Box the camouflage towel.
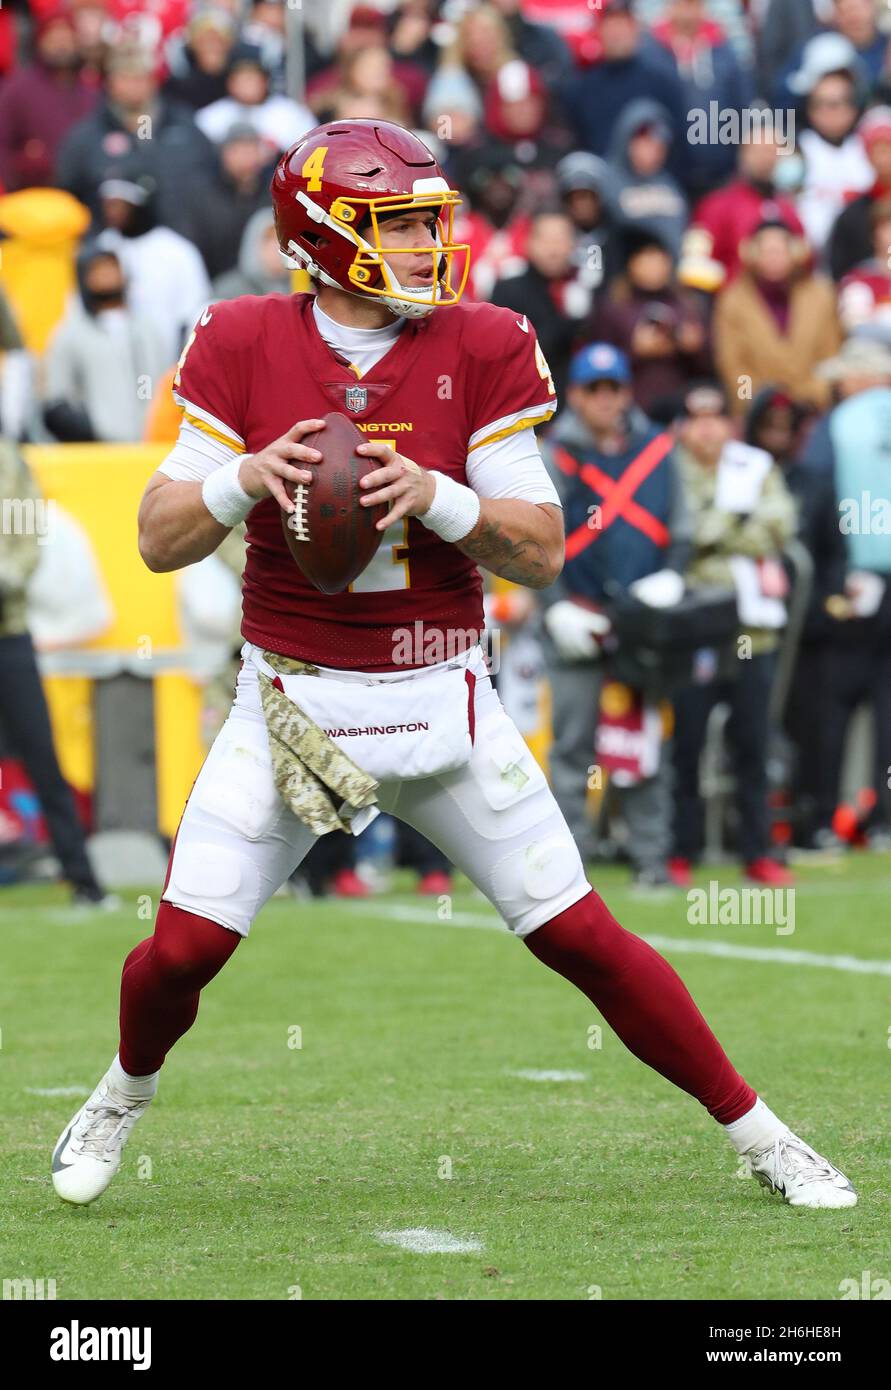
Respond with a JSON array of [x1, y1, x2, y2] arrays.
[[258, 650, 379, 835]]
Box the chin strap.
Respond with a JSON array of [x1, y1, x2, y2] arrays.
[[283, 225, 440, 319]]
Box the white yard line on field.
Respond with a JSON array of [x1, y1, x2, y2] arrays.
[[349, 902, 891, 978], [375, 1228, 483, 1255], [24, 1086, 90, 1097], [510, 1069, 588, 1083]]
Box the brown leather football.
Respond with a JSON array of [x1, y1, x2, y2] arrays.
[[281, 411, 385, 595]]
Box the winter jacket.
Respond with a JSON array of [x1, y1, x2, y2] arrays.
[[540, 405, 691, 607], [587, 277, 710, 414], [55, 96, 216, 238], [683, 177, 806, 291], [561, 47, 687, 167], [606, 98, 688, 257], [713, 270, 842, 417], [0, 60, 98, 191], [0, 442, 40, 638], [677, 441, 797, 653], [210, 207, 292, 301], [649, 17, 754, 195]]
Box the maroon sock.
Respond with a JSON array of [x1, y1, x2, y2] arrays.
[[525, 890, 755, 1123], [118, 903, 240, 1076]]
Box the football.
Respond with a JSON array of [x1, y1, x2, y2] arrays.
[[281, 411, 386, 594]]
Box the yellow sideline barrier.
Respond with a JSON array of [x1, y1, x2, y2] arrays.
[[23, 443, 206, 836]]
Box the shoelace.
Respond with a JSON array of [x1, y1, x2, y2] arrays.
[[75, 1096, 141, 1161], [761, 1135, 835, 1191]]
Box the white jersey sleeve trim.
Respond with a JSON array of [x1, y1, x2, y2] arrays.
[[157, 418, 242, 483], [465, 426, 561, 507], [467, 400, 557, 453], [172, 392, 245, 451]]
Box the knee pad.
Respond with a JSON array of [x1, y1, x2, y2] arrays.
[[488, 829, 589, 937], [193, 717, 283, 842], [164, 840, 261, 937]]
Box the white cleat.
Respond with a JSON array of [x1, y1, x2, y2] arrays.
[[748, 1131, 858, 1209], [51, 1071, 153, 1206]]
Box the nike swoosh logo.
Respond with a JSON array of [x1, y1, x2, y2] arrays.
[[52, 1126, 74, 1172], [516, 316, 529, 333], [200, 306, 213, 326]]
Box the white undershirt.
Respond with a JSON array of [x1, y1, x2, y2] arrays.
[[312, 299, 404, 378], [161, 300, 560, 508]]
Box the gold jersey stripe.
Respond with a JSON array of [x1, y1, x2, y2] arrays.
[[181, 409, 245, 453], [467, 409, 556, 453]]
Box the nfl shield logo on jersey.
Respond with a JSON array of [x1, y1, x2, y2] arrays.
[[345, 385, 367, 413]]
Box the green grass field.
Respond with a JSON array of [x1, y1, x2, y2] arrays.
[[2, 857, 889, 1301]]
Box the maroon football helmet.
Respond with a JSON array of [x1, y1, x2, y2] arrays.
[[271, 119, 469, 318]]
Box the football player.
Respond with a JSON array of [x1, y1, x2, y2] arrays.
[[52, 121, 855, 1210]]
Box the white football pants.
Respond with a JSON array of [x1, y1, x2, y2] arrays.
[[162, 644, 590, 938]]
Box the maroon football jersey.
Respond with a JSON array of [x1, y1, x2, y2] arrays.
[[174, 293, 557, 669]]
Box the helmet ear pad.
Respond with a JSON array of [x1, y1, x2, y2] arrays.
[[293, 223, 380, 287]]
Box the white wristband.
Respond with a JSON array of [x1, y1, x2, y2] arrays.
[[420, 470, 481, 543], [201, 456, 256, 527]]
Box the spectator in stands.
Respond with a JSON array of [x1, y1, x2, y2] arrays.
[[792, 44, 873, 251], [775, 0, 887, 103], [588, 226, 709, 417], [713, 218, 841, 418], [68, 1, 109, 85], [95, 175, 212, 366], [307, 6, 427, 121], [0, 438, 113, 906], [241, 0, 289, 88], [0, 8, 99, 193], [562, 0, 686, 164], [447, 3, 516, 93], [312, 43, 411, 127], [637, 0, 755, 70], [181, 123, 276, 281], [388, 0, 440, 78], [649, 0, 755, 197], [56, 42, 216, 238], [745, 387, 814, 494], [680, 117, 806, 294], [195, 52, 313, 153], [796, 337, 891, 850], [670, 382, 797, 887], [0, 287, 31, 444], [452, 146, 530, 301], [606, 98, 688, 258], [744, 385, 826, 849], [163, 7, 243, 111], [837, 198, 891, 337], [556, 151, 620, 297], [421, 65, 484, 180], [828, 105, 891, 281], [757, 0, 822, 99], [481, 59, 571, 198], [211, 207, 290, 300], [487, 0, 574, 94], [539, 343, 691, 888], [491, 208, 594, 404], [43, 243, 167, 443]]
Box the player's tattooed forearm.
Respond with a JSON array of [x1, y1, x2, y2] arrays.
[[459, 515, 553, 587]]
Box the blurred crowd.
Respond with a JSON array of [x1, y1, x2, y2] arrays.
[[1, 0, 891, 899]]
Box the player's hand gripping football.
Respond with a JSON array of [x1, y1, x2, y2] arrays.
[[355, 440, 435, 530], [238, 419, 326, 512]]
